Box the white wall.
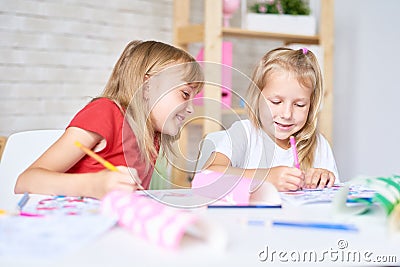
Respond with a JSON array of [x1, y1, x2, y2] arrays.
[[0, 0, 399, 180], [334, 0, 400, 179], [0, 0, 172, 136]]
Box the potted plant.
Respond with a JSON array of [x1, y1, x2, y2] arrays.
[[246, 0, 316, 36]]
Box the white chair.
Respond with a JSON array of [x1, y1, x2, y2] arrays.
[[0, 129, 64, 209]]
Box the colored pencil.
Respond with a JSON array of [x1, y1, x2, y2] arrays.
[[74, 141, 119, 172], [208, 204, 282, 209], [272, 220, 358, 231], [17, 192, 30, 210], [289, 136, 300, 169]]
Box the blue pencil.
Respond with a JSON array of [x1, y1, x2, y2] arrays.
[[272, 221, 358, 231], [208, 204, 282, 209], [17, 192, 30, 210]]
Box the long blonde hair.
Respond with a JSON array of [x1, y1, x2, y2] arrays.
[[246, 47, 323, 169], [100, 40, 204, 172]]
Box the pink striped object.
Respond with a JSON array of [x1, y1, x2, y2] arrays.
[[101, 191, 197, 249]]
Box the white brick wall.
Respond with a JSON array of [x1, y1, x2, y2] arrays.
[[0, 0, 173, 136]]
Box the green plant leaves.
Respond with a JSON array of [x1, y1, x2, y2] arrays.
[[249, 0, 311, 15]]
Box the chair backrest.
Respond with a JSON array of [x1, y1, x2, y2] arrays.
[[194, 130, 229, 173], [0, 129, 64, 209]]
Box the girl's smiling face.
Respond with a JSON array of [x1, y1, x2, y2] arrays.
[[147, 66, 197, 136], [258, 70, 312, 148]]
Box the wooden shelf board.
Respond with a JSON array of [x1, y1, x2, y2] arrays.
[[222, 27, 320, 44], [176, 24, 204, 44], [176, 25, 320, 45]]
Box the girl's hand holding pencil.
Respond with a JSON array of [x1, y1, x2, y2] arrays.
[[264, 166, 304, 192], [93, 166, 142, 199], [75, 141, 142, 199]]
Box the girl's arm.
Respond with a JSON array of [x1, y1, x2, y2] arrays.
[[203, 152, 304, 192], [14, 127, 139, 199]]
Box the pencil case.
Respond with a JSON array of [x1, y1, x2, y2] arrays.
[[101, 190, 227, 250]]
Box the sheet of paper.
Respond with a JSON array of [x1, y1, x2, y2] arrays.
[[279, 184, 375, 206], [0, 196, 116, 262]]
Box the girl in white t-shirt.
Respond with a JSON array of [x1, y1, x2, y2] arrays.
[[203, 47, 339, 191]]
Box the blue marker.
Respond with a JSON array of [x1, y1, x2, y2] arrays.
[[17, 192, 30, 210]]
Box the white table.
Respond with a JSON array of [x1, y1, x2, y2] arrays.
[[0, 190, 399, 267]]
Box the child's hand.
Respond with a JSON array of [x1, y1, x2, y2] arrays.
[[93, 166, 141, 199], [267, 166, 304, 191], [303, 168, 335, 189]]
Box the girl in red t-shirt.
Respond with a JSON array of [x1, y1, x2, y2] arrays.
[[15, 40, 204, 199]]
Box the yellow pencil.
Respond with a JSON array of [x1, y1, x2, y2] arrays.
[[74, 141, 119, 172]]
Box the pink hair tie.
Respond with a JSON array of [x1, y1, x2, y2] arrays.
[[302, 47, 308, 55]]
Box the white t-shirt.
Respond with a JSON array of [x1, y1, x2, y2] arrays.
[[212, 120, 340, 181]]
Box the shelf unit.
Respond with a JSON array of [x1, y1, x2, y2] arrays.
[[0, 136, 6, 161], [171, 0, 334, 187]]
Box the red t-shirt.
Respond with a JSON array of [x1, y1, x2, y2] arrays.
[[66, 98, 158, 190]]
